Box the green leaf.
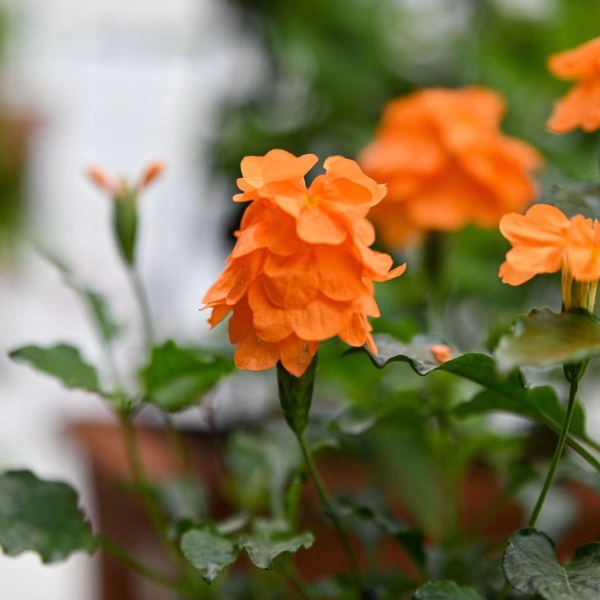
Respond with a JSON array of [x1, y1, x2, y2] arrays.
[[9, 344, 101, 394], [141, 340, 234, 412], [504, 528, 600, 600], [495, 308, 600, 372], [413, 580, 485, 600], [276, 356, 317, 435], [180, 527, 238, 583], [238, 521, 314, 570], [549, 183, 600, 220], [40, 250, 121, 343], [0, 471, 93, 563], [336, 499, 425, 571]]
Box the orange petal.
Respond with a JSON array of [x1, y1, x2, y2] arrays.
[[290, 295, 346, 341], [314, 244, 364, 301], [248, 279, 295, 341], [296, 207, 348, 245], [547, 37, 600, 81], [279, 336, 318, 377], [234, 334, 280, 372]]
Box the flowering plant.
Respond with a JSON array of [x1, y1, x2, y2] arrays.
[[7, 32, 600, 600]]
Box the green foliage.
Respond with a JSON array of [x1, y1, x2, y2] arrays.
[[276, 357, 317, 435], [495, 308, 600, 372], [180, 527, 238, 583], [238, 520, 314, 570], [503, 528, 600, 599], [140, 340, 234, 412], [9, 344, 103, 395], [412, 581, 485, 600], [0, 471, 93, 563]]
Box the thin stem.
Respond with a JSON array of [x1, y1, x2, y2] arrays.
[[96, 535, 181, 591], [295, 432, 362, 596], [278, 563, 312, 600], [164, 412, 193, 478], [528, 375, 579, 528], [119, 414, 186, 570], [128, 266, 154, 350]]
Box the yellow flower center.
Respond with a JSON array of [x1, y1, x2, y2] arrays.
[[305, 193, 321, 208], [562, 261, 598, 313]]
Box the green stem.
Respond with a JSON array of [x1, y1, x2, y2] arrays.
[[128, 266, 154, 350], [529, 374, 579, 528], [295, 432, 362, 596], [279, 563, 312, 600], [119, 414, 186, 571], [164, 413, 193, 478], [96, 535, 181, 591]]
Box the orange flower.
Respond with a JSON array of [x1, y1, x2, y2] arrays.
[[547, 37, 600, 133], [202, 150, 406, 376], [499, 204, 600, 311], [359, 87, 542, 248]]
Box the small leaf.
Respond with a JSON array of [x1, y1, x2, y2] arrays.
[[238, 531, 315, 569], [495, 308, 600, 372], [9, 344, 101, 394], [180, 527, 237, 583], [336, 499, 425, 571], [549, 183, 600, 220], [141, 340, 234, 412], [413, 580, 485, 600], [41, 250, 121, 343], [504, 528, 600, 600], [0, 471, 93, 563]]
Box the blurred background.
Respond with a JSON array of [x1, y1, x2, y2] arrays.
[[1, 0, 600, 598]]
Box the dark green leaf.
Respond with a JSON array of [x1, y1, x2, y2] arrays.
[[41, 250, 121, 343], [504, 528, 600, 600], [141, 340, 234, 412], [238, 521, 314, 570], [495, 308, 600, 372], [549, 183, 600, 220], [413, 580, 485, 600], [276, 356, 317, 435], [0, 471, 93, 563], [9, 344, 101, 394], [180, 527, 238, 583], [336, 498, 426, 571]]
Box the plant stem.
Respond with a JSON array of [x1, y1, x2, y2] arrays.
[[119, 414, 186, 571], [164, 412, 193, 478], [528, 374, 579, 528], [279, 563, 312, 600], [96, 535, 181, 591], [128, 265, 154, 350], [295, 432, 362, 596]]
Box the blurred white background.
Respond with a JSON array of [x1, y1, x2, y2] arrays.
[[0, 0, 257, 596]]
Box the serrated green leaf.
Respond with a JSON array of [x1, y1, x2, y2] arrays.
[[180, 527, 237, 583], [141, 340, 234, 412], [238, 531, 315, 569], [504, 528, 600, 600], [41, 250, 121, 343], [0, 471, 93, 563], [9, 344, 101, 394], [496, 308, 600, 372], [413, 580, 485, 600]]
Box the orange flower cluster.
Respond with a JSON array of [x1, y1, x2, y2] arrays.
[[202, 150, 406, 376], [499, 204, 600, 285], [547, 37, 600, 133], [359, 87, 542, 248]]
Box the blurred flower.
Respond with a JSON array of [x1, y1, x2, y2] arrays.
[[499, 204, 600, 311], [202, 149, 406, 376], [359, 87, 542, 248], [547, 37, 600, 133], [86, 160, 165, 199]]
